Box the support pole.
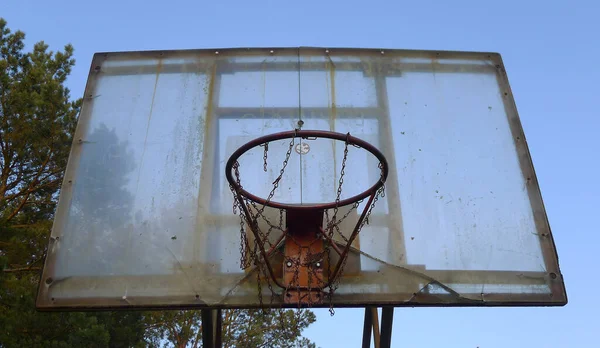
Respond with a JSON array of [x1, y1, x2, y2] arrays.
[[215, 309, 222, 348], [380, 307, 394, 348], [362, 307, 382, 348], [362, 307, 373, 348], [202, 309, 222, 348]]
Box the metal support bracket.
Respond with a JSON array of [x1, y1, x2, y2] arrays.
[[362, 307, 393, 348]]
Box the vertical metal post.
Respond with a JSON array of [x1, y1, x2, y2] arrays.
[[380, 307, 394, 348], [362, 307, 373, 348], [202, 309, 222, 348], [363, 307, 382, 348], [215, 309, 222, 348], [202, 309, 214, 348]]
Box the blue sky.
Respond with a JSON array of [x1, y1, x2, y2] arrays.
[[3, 0, 598, 347]]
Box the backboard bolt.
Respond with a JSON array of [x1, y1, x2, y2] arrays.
[[297, 120, 304, 128], [381, 50, 385, 55], [215, 51, 219, 55], [270, 50, 274, 54], [325, 49, 330, 54], [286, 261, 293, 268]]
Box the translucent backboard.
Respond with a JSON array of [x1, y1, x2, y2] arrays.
[[37, 48, 566, 310]]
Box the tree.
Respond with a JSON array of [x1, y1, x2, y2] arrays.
[[143, 308, 317, 348], [0, 18, 145, 347], [0, 17, 78, 272], [221, 309, 316, 348]]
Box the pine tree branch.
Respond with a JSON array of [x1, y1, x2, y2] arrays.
[[3, 175, 60, 206], [5, 176, 60, 221], [223, 310, 233, 348], [2, 147, 52, 207], [4, 223, 47, 229], [0, 147, 10, 198], [3, 266, 41, 273], [191, 322, 203, 348]]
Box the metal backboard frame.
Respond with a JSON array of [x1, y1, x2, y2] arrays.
[[37, 47, 566, 310]]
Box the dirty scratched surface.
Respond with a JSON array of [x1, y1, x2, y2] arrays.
[[37, 48, 566, 310]]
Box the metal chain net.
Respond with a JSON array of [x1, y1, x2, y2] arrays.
[[228, 131, 385, 316]]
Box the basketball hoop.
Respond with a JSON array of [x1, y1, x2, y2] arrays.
[[226, 129, 388, 311]]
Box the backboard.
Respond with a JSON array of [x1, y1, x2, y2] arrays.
[[37, 47, 566, 310]]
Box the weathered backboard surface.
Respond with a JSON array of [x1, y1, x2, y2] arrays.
[[37, 47, 566, 310]]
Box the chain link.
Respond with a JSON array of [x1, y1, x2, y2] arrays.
[[229, 133, 298, 309], [261, 142, 269, 172], [327, 183, 385, 313], [325, 134, 350, 314], [229, 131, 386, 315], [254, 136, 295, 220]]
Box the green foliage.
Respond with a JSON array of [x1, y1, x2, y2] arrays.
[[143, 310, 204, 347], [221, 309, 316, 348], [143, 308, 317, 348], [0, 16, 79, 269], [95, 311, 147, 348], [0, 272, 110, 347]]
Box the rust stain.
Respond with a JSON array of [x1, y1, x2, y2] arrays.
[[283, 209, 325, 304], [328, 57, 337, 130], [194, 63, 218, 264], [261, 59, 266, 122], [203, 64, 217, 141], [327, 56, 337, 191]]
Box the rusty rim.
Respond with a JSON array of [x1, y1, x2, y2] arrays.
[[225, 129, 389, 210]]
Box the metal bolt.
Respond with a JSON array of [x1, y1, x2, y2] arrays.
[[381, 50, 385, 55], [325, 49, 330, 54], [286, 261, 293, 267], [215, 51, 219, 55], [315, 261, 322, 268], [270, 50, 274, 54]]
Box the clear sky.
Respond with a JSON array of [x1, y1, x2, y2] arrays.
[[3, 0, 598, 347]]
